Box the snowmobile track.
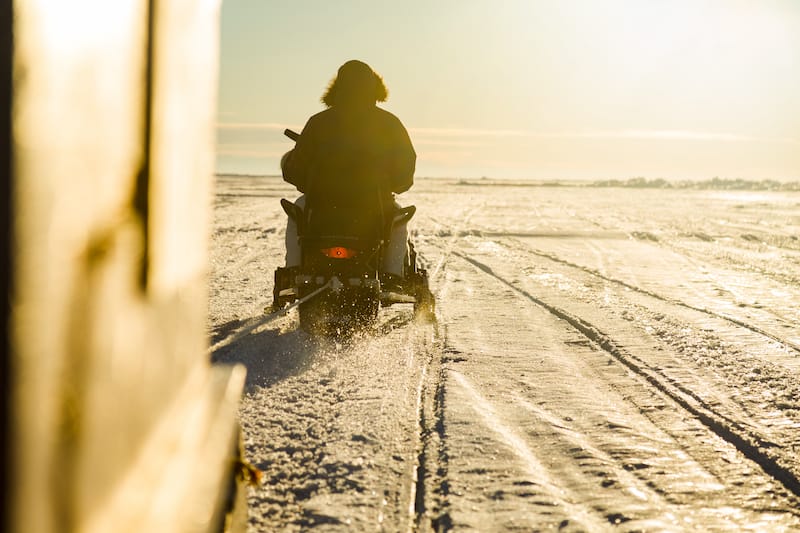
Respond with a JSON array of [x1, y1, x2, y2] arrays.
[[453, 250, 800, 501], [493, 234, 800, 355]]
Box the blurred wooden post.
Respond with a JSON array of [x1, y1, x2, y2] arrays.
[[1, 0, 13, 530], [7, 1, 246, 532]]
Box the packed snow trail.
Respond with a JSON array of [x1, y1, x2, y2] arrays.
[[210, 176, 800, 531]]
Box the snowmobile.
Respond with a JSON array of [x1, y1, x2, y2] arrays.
[[271, 129, 435, 334]]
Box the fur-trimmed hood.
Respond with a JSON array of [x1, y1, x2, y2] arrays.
[[321, 60, 388, 107]]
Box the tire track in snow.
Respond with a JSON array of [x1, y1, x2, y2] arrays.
[[449, 371, 613, 532], [496, 235, 800, 355], [452, 250, 800, 501], [406, 207, 484, 531], [423, 206, 484, 283]]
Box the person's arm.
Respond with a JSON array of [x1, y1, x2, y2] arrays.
[[388, 117, 416, 194], [281, 117, 316, 193]]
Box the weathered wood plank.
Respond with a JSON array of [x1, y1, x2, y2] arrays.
[[9, 1, 243, 532]]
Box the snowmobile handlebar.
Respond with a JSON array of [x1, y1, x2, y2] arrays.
[[284, 129, 300, 142]]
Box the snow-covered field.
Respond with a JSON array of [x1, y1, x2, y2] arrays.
[[210, 175, 800, 531]]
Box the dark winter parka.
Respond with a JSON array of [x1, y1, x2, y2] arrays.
[[281, 60, 416, 208]]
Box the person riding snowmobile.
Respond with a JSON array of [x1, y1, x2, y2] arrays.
[[279, 59, 417, 285]]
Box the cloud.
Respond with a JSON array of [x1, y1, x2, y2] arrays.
[[216, 122, 300, 131], [418, 150, 477, 164], [216, 142, 285, 158], [576, 130, 800, 144], [215, 122, 800, 149], [217, 150, 282, 158], [414, 139, 487, 148], [409, 127, 800, 145], [410, 127, 530, 138]]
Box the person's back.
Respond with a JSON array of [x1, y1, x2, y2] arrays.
[[282, 60, 415, 209]]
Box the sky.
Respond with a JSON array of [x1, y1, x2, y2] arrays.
[[216, 0, 800, 181]]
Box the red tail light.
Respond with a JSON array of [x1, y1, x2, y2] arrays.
[[320, 246, 358, 259]]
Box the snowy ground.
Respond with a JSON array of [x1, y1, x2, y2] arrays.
[[210, 175, 800, 532]]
